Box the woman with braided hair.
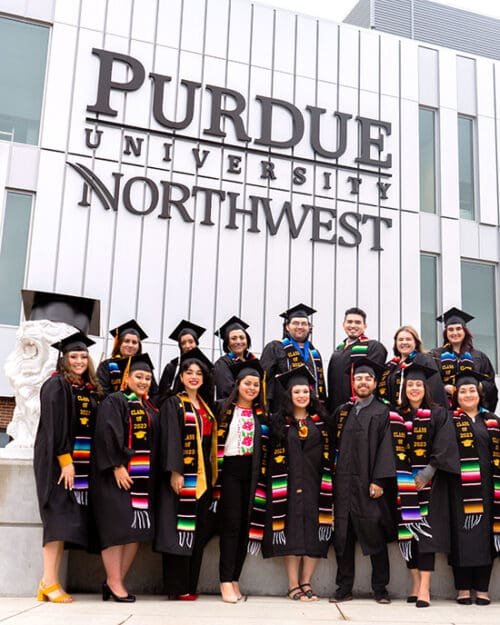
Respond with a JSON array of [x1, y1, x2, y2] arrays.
[[262, 365, 333, 602], [448, 372, 500, 606]]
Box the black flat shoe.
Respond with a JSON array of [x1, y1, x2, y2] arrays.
[[475, 597, 490, 606], [456, 596, 472, 605], [406, 595, 417, 603], [102, 582, 136, 603], [416, 600, 430, 608]]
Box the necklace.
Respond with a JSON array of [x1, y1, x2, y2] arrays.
[[296, 417, 308, 439]]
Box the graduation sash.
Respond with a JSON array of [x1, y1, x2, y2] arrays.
[[282, 337, 325, 399], [107, 357, 123, 393], [71, 383, 96, 506]]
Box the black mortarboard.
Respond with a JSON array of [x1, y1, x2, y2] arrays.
[[128, 353, 154, 373], [22, 289, 100, 335], [180, 346, 213, 370], [109, 319, 148, 341], [230, 359, 263, 380], [169, 319, 206, 343], [436, 307, 474, 326], [404, 362, 437, 382], [455, 370, 485, 388], [347, 356, 384, 380], [215, 315, 252, 352], [51, 331, 95, 354], [279, 303, 316, 321], [276, 364, 316, 389]]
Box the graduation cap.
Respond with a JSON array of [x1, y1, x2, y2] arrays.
[[109, 319, 148, 341], [51, 331, 95, 354], [404, 362, 437, 382], [276, 364, 316, 389], [180, 346, 213, 370], [22, 289, 100, 335], [230, 359, 263, 380], [169, 319, 206, 344], [455, 370, 486, 388], [128, 353, 154, 373], [215, 315, 252, 352], [279, 303, 316, 321], [436, 307, 474, 326], [347, 355, 384, 380]]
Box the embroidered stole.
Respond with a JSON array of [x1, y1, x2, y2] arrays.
[[107, 357, 123, 393], [440, 348, 474, 388], [336, 335, 370, 400], [378, 353, 416, 406], [71, 383, 96, 506], [125, 392, 154, 530], [176, 393, 217, 548], [270, 415, 333, 545], [453, 408, 500, 549], [282, 337, 325, 399], [389, 408, 432, 560]]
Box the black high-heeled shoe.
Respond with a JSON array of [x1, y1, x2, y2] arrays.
[[102, 582, 136, 603]]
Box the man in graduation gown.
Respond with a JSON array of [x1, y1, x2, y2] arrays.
[[330, 357, 396, 604], [327, 307, 387, 412], [260, 304, 326, 413]]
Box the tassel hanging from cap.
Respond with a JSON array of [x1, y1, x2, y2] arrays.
[[120, 356, 132, 391]]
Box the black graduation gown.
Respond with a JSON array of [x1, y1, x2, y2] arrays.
[[158, 357, 178, 404], [332, 397, 396, 556], [34, 374, 98, 548], [378, 352, 448, 408], [97, 357, 160, 406], [263, 416, 330, 559], [91, 392, 158, 549], [213, 355, 236, 400], [448, 412, 498, 567], [429, 346, 498, 412], [403, 405, 459, 554], [327, 338, 387, 412], [260, 339, 326, 412], [154, 395, 215, 556]]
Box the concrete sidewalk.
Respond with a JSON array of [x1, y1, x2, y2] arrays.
[[1, 594, 500, 625]]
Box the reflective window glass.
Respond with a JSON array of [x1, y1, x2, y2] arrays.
[[419, 108, 436, 213], [420, 254, 438, 349], [458, 116, 475, 220]]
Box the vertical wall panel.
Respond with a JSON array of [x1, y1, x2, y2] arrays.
[[440, 218, 461, 310], [359, 30, 379, 95], [156, 0, 182, 48], [418, 46, 439, 107], [273, 10, 295, 75], [79, 0, 106, 31], [251, 4, 274, 70], [380, 36, 399, 99], [228, 0, 251, 64], [181, 0, 206, 55], [106, 0, 132, 38], [400, 99, 419, 213], [439, 107, 460, 219], [399, 211, 421, 328], [456, 56, 476, 116], [477, 115, 498, 225], [317, 21, 338, 84], [476, 58, 494, 118], [399, 39, 418, 102], [205, 0, 229, 59], [338, 26, 359, 89], [131, 0, 157, 43], [296, 15, 317, 80], [439, 48, 458, 111]]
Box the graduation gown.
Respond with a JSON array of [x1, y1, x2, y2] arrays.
[[158, 357, 178, 404], [327, 337, 387, 412], [260, 339, 326, 412], [91, 391, 158, 549], [378, 352, 448, 408], [213, 352, 257, 400], [263, 415, 330, 559], [154, 395, 215, 556], [34, 374, 98, 548], [97, 357, 160, 405], [402, 405, 459, 554], [429, 346, 498, 412], [332, 397, 396, 556], [448, 412, 498, 567]]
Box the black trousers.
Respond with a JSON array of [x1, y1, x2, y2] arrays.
[[406, 539, 435, 571], [219, 455, 253, 582], [452, 564, 492, 592], [162, 491, 216, 596], [335, 514, 390, 595]]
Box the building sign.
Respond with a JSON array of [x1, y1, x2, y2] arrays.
[[69, 48, 394, 249]]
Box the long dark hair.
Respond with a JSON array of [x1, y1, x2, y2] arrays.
[[57, 352, 103, 396], [173, 357, 214, 405], [398, 378, 434, 411], [273, 385, 325, 442], [220, 374, 266, 425], [443, 325, 474, 353]]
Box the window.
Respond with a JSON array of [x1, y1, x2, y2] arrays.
[[457, 115, 475, 220], [461, 260, 497, 370], [420, 254, 438, 349], [0, 17, 49, 145], [419, 107, 437, 213], [0, 192, 32, 324]]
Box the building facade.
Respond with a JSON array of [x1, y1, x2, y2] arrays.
[[0, 0, 499, 409]]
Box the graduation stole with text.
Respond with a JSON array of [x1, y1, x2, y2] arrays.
[[125, 392, 154, 530], [337, 335, 370, 400], [176, 393, 217, 548], [71, 382, 97, 506], [378, 352, 416, 405], [453, 408, 500, 549], [440, 347, 474, 387], [389, 408, 432, 560], [269, 414, 333, 546], [247, 419, 269, 554], [282, 337, 325, 399], [106, 356, 125, 393]]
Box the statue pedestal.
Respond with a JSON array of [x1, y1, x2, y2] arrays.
[[0, 459, 67, 596]]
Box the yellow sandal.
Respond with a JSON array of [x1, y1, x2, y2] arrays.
[[37, 580, 74, 603]]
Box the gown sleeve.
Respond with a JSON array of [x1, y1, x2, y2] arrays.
[[94, 393, 135, 471]]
